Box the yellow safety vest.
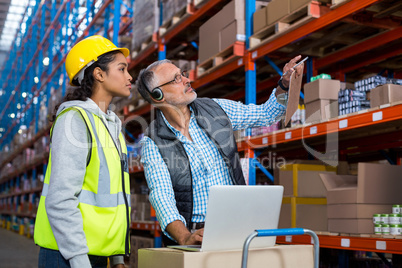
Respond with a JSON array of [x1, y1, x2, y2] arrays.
[[34, 106, 131, 256]]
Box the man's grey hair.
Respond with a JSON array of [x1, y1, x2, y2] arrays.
[[135, 59, 172, 104]]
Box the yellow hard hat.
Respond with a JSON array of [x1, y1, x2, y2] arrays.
[[65, 35, 130, 85]]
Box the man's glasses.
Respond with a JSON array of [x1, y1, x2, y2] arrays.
[[154, 70, 189, 89]]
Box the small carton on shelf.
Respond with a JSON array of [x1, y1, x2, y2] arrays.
[[139, 245, 314, 268], [320, 163, 402, 234], [304, 79, 340, 103], [370, 84, 402, 108], [305, 99, 338, 122]]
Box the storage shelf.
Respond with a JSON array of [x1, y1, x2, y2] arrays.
[[277, 234, 402, 255], [0, 123, 51, 170], [0, 187, 43, 199], [237, 103, 402, 151], [0, 211, 36, 218], [0, 152, 49, 184]]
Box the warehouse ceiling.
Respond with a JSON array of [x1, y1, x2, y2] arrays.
[[0, 0, 30, 71]]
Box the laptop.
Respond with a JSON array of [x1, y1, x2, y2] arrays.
[[169, 185, 284, 252]]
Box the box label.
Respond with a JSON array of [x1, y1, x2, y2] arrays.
[[285, 132, 292, 140], [262, 137, 268, 144]]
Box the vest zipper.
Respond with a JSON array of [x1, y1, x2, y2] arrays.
[[121, 159, 130, 256], [100, 120, 130, 257]]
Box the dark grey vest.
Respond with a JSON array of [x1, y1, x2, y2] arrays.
[[145, 98, 246, 232]]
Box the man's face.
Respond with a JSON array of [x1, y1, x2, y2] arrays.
[[154, 63, 197, 107]]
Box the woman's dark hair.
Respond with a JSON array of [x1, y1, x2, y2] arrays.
[[50, 50, 122, 122]]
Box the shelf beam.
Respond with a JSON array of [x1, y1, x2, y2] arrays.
[[315, 26, 402, 70], [277, 234, 402, 255]]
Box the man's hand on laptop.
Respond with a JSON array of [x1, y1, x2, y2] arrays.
[[166, 220, 204, 245]]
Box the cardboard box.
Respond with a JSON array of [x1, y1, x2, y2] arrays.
[[290, 0, 311, 12], [267, 0, 290, 25], [220, 19, 245, 51], [304, 79, 341, 103], [279, 164, 336, 197], [199, 17, 221, 63], [198, 0, 245, 63], [327, 204, 392, 219], [305, 99, 338, 122], [320, 163, 402, 204], [253, 6, 267, 33], [328, 218, 373, 234], [279, 197, 327, 231], [370, 84, 402, 108], [139, 245, 314, 268]]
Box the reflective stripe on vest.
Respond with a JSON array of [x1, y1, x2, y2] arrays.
[[34, 106, 131, 256]]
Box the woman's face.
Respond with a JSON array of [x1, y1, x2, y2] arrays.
[[101, 52, 133, 98]]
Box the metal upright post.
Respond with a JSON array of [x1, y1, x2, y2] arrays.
[[104, 5, 110, 38], [87, 0, 95, 36], [245, 0, 256, 185], [113, 0, 121, 45]]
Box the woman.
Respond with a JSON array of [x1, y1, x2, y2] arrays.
[[34, 35, 132, 268]]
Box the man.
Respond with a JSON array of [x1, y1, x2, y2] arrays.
[[136, 56, 303, 246]]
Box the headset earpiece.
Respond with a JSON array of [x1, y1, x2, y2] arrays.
[[150, 87, 164, 101], [141, 71, 164, 101]]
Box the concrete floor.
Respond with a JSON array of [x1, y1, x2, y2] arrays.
[[0, 228, 39, 268]]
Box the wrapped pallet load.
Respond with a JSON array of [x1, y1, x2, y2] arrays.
[[132, 0, 159, 53]]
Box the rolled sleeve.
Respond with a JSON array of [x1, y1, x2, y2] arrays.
[[140, 136, 186, 240], [213, 88, 286, 130]]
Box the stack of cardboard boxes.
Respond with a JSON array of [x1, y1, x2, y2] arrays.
[[321, 163, 402, 234], [198, 0, 246, 64], [304, 79, 340, 123], [276, 160, 337, 231]]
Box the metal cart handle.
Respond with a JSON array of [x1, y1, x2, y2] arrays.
[[241, 228, 319, 268]]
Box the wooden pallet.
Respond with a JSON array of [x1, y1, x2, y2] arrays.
[[131, 33, 157, 59], [196, 41, 245, 77], [159, 6, 191, 36], [250, 1, 330, 50]]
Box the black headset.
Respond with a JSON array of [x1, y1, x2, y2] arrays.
[[141, 71, 164, 101]]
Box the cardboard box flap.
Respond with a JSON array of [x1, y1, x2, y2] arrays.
[[320, 173, 357, 191]]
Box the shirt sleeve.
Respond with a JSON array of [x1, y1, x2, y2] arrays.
[[45, 110, 92, 268], [140, 136, 186, 240], [213, 88, 286, 131]]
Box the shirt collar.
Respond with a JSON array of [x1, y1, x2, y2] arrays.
[[159, 106, 195, 137]]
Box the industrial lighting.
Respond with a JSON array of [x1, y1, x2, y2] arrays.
[[34, 77, 39, 84], [0, 90, 2, 96], [10, 113, 15, 118], [43, 57, 49, 66], [0, 128, 4, 132], [17, 103, 21, 109], [33, 97, 38, 105], [22, 92, 27, 98], [18, 129, 22, 134]]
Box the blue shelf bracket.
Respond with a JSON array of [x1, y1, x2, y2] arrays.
[[264, 56, 283, 76]]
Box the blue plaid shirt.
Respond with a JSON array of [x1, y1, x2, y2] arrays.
[[140, 89, 286, 238]]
